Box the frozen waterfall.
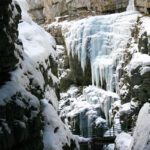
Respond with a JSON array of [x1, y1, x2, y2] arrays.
[[59, 0, 139, 139], [126, 0, 136, 11], [63, 10, 138, 92]]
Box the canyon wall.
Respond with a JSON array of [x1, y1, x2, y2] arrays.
[[0, 0, 20, 86], [46, 3, 150, 148], [27, 0, 129, 23], [26, 0, 150, 24], [0, 0, 78, 150], [135, 0, 150, 14], [42, 0, 128, 22]]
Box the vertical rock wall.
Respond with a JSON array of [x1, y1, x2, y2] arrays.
[[0, 0, 79, 150], [0, 0, 20, 86]]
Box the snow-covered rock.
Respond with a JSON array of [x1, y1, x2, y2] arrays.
[[130, 103, 150, 150], [0, 0, 78, 149], [59, 85, 119, 137], [42, 99, 79, 150], [115, 132, 133, 150]]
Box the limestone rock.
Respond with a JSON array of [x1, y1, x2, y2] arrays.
[[43, 0, 128, 22], [27, 0, 128, 23], [26, 0, 45, 23], [135, 0, 150, 14]]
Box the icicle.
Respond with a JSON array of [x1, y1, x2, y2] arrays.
[[64, 7, 138, 92]]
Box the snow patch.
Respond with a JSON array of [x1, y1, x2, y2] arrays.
[[42, 99, 78, 150], [131, 103, 150, 150], [115, 132, 133, 150]]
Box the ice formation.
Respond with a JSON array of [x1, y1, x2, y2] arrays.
[[63, 0, 138, 92], [46, 1, 150, 149], [60, 85, 119, 137], [56, 0, 141, 140]]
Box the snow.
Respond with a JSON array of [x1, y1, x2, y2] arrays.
[[2, 122, 11, 134], [14, 0, 32, 23], [120, 103, 131, 115], [1, 1, 78, 149], [18, 21, 56, 62], [0, 0, 58, 105], [95, 117, 106, 126], [60, 85, 119, 120], [44, 85, 59, 110], [42, 99, 79, 150], [130, 103, 150, 150], [67, 86, 79, 98], [115, 132, 133, 150], [8, 0, 150, 149], [140, 66, 150, 76], [125, 15, 150, 77], [104, 144, 115, 150], [127, 52, 150, 74], [16, 0, 57, 63], [140, 17, 150, 36]]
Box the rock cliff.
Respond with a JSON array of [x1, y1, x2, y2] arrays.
[[45, 2, 150, 149], [27, 0, 129, 23], [26, 0, 150, 24], [135, 0, 150, 14], [0, 0, 20, 86], [26, 0, 45, 23], [0, 0, 78, 150]]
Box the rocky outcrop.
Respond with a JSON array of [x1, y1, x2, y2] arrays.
[[43, 0, 128, 22], [0, 0, 78, 150], [118, 17, 150, 132], [135, 0, 150, 14], [26, 0, 45, 24], [27, 0, 128, 23], [0, 1, 43, 150], [0, 0, 20, 86], [46, 24, 92, 91]]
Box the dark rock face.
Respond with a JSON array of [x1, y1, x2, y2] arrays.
[[0, 93, 43, 150], [138, 32, 150, 54], [63, 139, 77, 150], [0, 1, 44, 150], [68, 54, 91, 86], [0, 1, 78, 150], [0, 0, 20, 86], [47, 25, 91, 92]]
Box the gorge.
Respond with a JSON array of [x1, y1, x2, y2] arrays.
[[0, 0, 150, 150]]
